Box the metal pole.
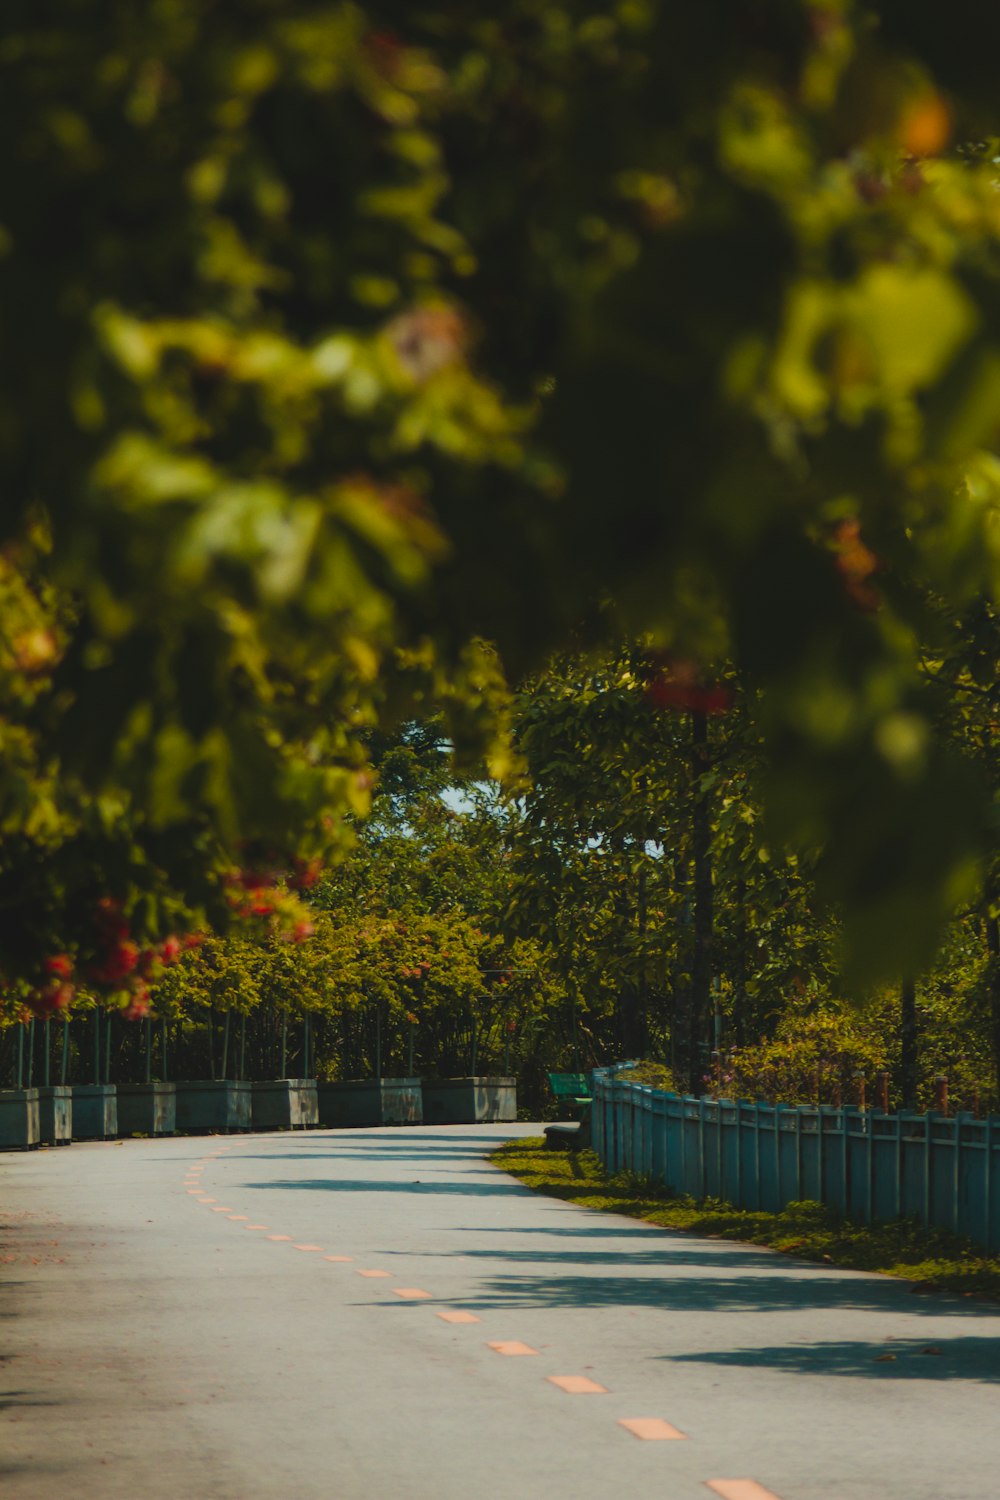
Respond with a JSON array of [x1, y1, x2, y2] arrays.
[[470, 1017, 478, 1077], [280, 1013, 287, 1078], [239, 1014, 247, 1081], [44, 1017, 51, 1087], [105, 1010, 112, 1084], [161, 1017, 168, 1081], [303, 1013, 311, 1079], [145, 1017, 152, 1083], [408, 1021, 415, 1078], [375, 1004, 381, 1081], [27, 1019, 35, 1088], [16, 1022, 24, 1089], [61, 1017, 69, 1085], [93, 1009, 101, 1086]]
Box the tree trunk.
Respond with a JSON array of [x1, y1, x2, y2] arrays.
[[733, 869, 748, 1048], [900, 977, 918, 1110], [986, 915, 1000, 1108], [619, 855, 650, 1058], [689, 709, 713, 1091], [670, 849, 691, 1084]]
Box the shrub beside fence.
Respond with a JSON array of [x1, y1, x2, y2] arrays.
[[591, 1069, 1000, 1253]]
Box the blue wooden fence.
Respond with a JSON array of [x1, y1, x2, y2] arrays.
[[591, 1069, 1000, 1253]]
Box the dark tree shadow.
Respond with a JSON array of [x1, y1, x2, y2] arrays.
[[240, 1176, 530, 1197], [433, 1245, 791, 1271], [660, 1336, 1000, 1381], [275, 1130, 528, 1146], [454, 1270, 1000, 1319], [230, 1147, 489, 1162], [0, 1389, 61, 1410]]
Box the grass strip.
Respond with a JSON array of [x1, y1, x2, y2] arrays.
[[489, 1137, 1000, 1302]]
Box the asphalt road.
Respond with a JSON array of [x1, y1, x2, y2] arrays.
[[3, 1124, 1000, 1500]]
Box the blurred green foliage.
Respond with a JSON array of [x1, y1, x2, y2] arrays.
[[6, 1, 1000, 1005]]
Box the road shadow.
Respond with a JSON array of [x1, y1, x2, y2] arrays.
[[435, 1245, 793, 1271], [660, 1335, 1000, 1381], [240, 1176, 530, 1197], [0, 1389, 62, 1411], [267, 1131, 527, 1146], [449, 1224, 670, 1237], [458, 1268, 1000, 1320], [231, 1147, 488, 1163]]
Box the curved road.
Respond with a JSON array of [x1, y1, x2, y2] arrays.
[[3, 1124, 1000, 1500]]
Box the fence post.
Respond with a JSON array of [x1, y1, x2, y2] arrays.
[[698, 1096, 706, 1199], [754, 1102, 763, 1210], [924, 1112, 933, 1228]]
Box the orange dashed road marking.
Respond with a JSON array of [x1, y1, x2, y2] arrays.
[[436, 1310, 480, 1325], [393, 1288, 432, 1300], [547, 1376, 607, 1395], [267, 1235, 292, 1242], [357, 1269, 391, 1278], [294, 1245, 325, 1252], [619, 1418, 686, 1441], [198, 1197, 217, 1204], [186, 1190, 206, 1196], [488, 1341, 537, 1356], [210, 1207, 233, 1213], [245, 1225, 270, 1231], [706, 1483, 784, 1500], [325, 1255, 353, 1262], [228, 1215, 249, 1221]]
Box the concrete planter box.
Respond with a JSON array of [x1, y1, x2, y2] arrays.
[[0, 1088, 40, 1149], [252, 1079, 319, 1130], [317, 1078, 422, 1128], [175, 1080, 252, 1133], [117, 1082, 177, 1136], [422, 1077, 517, 1125], [72, 1084, 117, 1140], [37, 1085, 72, 1145]]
